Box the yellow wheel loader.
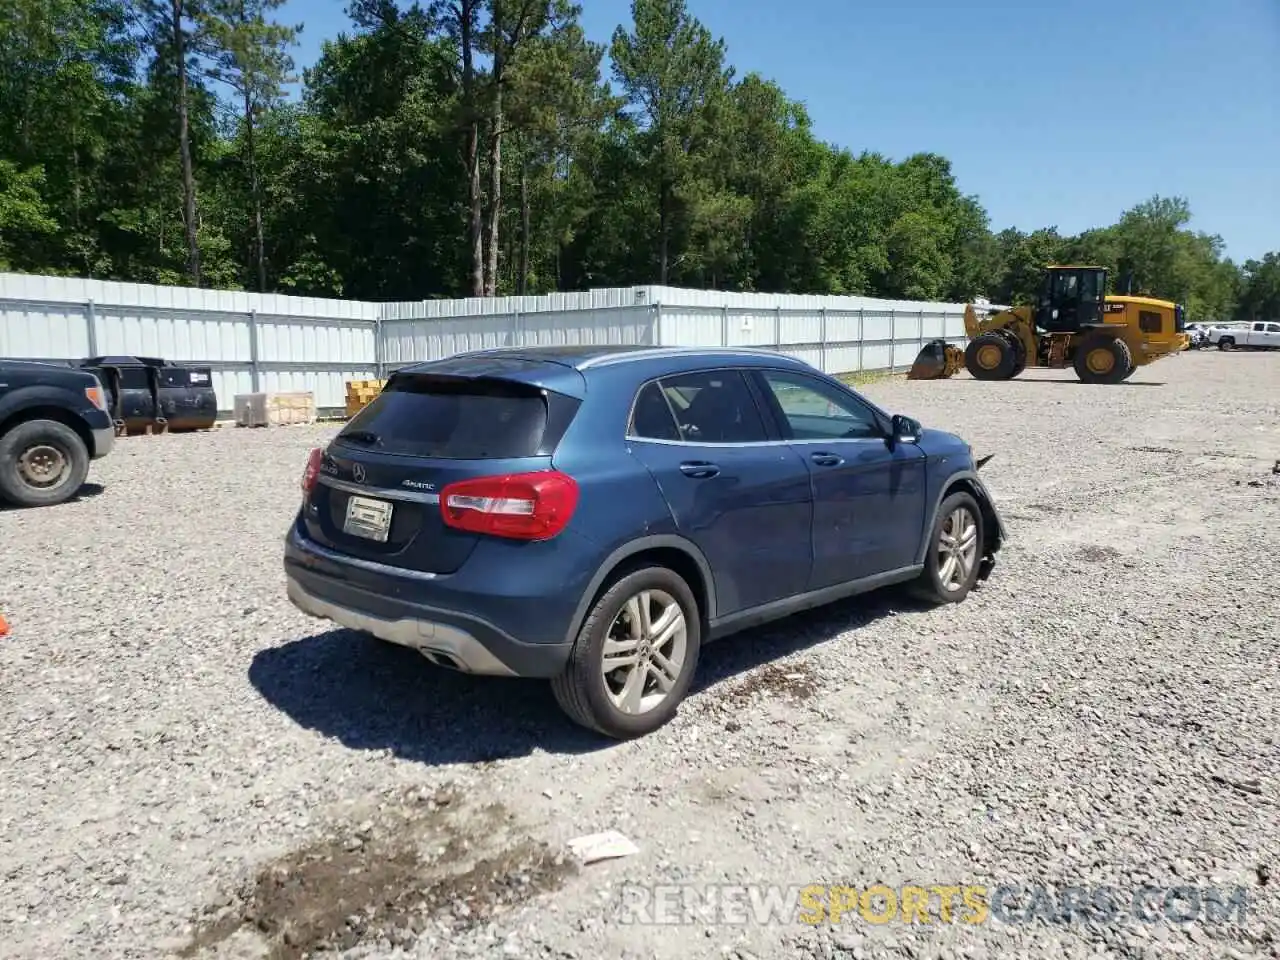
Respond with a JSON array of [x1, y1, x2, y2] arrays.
[[908, 266, 1190, 384]]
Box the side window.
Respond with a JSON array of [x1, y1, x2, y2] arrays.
[[758, 370, 882, 440], [1267, 323, 1280, 334], [629, 381, 680, 441], [1139, 310, 1162, 334], [1253, 322, 1267, 332], [656, 370, 768, 444]]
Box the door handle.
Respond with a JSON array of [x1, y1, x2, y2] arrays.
[[810, 452, 844, 467], [679, 461, 720, 479]]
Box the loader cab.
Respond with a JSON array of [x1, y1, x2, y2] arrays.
[[1035, 266, 1107, 333]]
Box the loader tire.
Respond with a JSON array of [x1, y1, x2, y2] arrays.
[[965, 333, 1017, 381], [1074, 335, 1132, 384], [1008, 338, 1028, 379]]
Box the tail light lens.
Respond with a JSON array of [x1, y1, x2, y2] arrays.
[[85, 385, 107, 411], [301, 447, 324, 496], [440, 470, 579, 541]]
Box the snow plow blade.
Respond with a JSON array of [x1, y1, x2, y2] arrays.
[[907, 339, 963, 380]]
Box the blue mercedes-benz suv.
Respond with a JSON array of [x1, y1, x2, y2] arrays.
[[284, 345, 1005, 739]]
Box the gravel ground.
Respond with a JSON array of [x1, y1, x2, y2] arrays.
[[1, 350, 1278, 960]]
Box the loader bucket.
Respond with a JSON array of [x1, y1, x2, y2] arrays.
[[908, 339, 957, 380]]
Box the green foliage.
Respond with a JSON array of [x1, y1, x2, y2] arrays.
[[0, 0, 1266, 318], [1236, 253, 1280, 323]]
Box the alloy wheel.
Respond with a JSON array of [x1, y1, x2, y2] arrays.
[[601, 589, 688, 715], [937, 506, 979, 592]]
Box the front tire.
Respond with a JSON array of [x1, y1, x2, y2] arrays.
[[0, 419, 91, 508], [914, 491, 985, 604], [1074, 335, 1133, 384], [964, 333, 1017, 380], [1218, 338, 1235, 351], [552, 565, 702, 739]]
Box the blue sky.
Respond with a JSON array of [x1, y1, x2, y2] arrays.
[[279, 0, 1279, 262]]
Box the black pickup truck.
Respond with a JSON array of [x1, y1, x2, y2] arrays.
[[0, 360, 116, 507]]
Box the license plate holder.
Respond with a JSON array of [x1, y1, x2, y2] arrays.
[[343, 494, 394, 542]]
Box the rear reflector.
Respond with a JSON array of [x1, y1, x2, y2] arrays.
[[440, 470, 578, 541]]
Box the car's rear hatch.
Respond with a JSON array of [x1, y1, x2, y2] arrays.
[[303, 359, 584, 575]]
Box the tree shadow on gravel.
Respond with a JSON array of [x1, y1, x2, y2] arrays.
[[250, 585, 931, 764]]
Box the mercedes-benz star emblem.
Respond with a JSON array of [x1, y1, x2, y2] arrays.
[[352, 463, 366, 484]]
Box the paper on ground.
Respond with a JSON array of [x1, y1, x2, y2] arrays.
[[567, 830, 639, 864]]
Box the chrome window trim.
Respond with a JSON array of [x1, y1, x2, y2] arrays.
[[623, 435, 890, 449], [623, 363, 896, 446], [624, 366, 772, 445]]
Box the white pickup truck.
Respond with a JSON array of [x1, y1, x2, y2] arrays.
[[1209, 321, 1280, 351]]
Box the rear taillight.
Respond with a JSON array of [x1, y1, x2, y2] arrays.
[[440, 470, 579, 541], [301, 447, 324, 496], [85, 385, 107, 411]]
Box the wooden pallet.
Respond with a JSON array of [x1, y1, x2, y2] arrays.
[[345, 378, 387, 418]]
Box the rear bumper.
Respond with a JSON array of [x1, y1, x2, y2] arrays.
[[283, 523, 575, 678]]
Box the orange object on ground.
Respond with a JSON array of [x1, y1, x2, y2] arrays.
[[0, 614, 8, 636]]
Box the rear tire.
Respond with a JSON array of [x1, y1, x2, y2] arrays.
[[1074, 335, 1132, 384], [0, 419, 91, 508], [1009, 350, 1028, 379], [552, 565, 702, 739], [964, 333, 1017, 380], [914, 491, 985, 604]]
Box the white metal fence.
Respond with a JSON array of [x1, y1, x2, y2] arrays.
[[0, 273, 969, 412]]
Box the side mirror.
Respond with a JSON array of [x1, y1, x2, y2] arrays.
[[891, 414, 921, 443]]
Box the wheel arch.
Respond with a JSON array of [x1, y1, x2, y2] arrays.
[[564, 535, 717, 644], [914, 471, 1004, 566], [0, 405, 95, 456]]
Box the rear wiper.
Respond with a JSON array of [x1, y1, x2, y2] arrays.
[[341, 429, 382, 446]]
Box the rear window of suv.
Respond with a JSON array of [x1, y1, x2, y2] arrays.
[[336, 375, 566, 459]]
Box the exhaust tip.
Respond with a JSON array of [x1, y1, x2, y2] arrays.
[[421, 649, 464, 671]]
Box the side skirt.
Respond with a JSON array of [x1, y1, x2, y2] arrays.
[[705, 565, 923, 643]]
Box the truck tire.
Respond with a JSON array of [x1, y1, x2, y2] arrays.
[[964, 333, 1017, 380], [0, 419, 92, 508], [1218, 337, 1235, 351], [1074, 335, 1132, 384]]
